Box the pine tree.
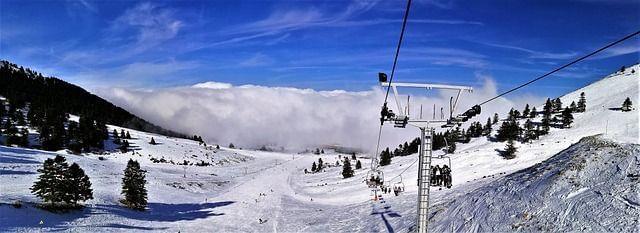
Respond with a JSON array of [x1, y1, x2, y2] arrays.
[[501, 139, 517, 159], [120, 129, 126, 139], [530, 107, 537, 118], [121, 159, 147, 210], [112, 129, 119, 139], [493, 113, 499, 124], [341, 158, 354, 178], [351, 153, 356, 160], [543, 98, 553, 115], [577, 92, 586, 112], [149, 137, 156, 145], [522, 104, 530, 118], [126, 131, 131, 139], [523, 119, 536, 142], [355, 160, 362, 169], [622, 97, 633, 112], [317, 158, 324, 171], [31, 155, 69, 205], [66, 163, 93, 205], [496, 119, 521, 142], [569, 101, 577, 112], [311, 162, 317, 172], [561, 107, 574, 128], [379, 147, 391, 166], [553, 98, 563, 112]]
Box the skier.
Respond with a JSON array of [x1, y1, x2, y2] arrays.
[[430, 166, 437, 185], [442, 165, 452, 188], [434, 165, 442, 186]]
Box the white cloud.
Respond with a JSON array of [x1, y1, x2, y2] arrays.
[[111, 2, 184, 51], [96, 77, 543, 152], [192, 81, 233, 89]]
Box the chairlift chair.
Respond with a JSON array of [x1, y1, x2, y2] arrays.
[[393, 176, 406, 193], [366, 169, 385, 189]]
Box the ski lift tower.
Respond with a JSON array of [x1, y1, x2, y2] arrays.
[[378, 73, 475, 233]]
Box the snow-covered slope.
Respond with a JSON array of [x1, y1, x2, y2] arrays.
[[429, 136, 640, 232], [0, 65, 638, 232]]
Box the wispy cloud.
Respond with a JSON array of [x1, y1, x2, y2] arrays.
[[590, 44, 640, 59], [109, 2, 183, 52], [481, 42, 578, 60], [239, 53, 275, 67]]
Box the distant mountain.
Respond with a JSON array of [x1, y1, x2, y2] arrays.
[[0, 60, 187, 139]]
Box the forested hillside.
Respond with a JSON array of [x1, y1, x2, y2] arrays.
[[0, 60, 185, 138]]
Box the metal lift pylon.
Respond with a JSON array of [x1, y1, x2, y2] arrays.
[[378, 74, 472, 233]]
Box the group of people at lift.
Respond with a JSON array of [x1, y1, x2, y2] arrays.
[[430, 164, 452, 188], [381, 185, 404, 196]]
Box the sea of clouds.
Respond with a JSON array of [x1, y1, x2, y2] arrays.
[[96, 77, 542, 152]]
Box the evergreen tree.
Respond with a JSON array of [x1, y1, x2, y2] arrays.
[[543, 98, 553, 115], [120, 129, 126, 139], [121, 159, 147, 210], [31, 155, 69, 205], [228, 143, 235, 149], [379, 147, 391, 166], [149, 137, 157, 145], [569, 101, 577, 112], [38, 108, 67, 151], [553, 98, 563, 112], [561, 107, 574, 128], [577, 92, 586, 112], [311, 162, 317, 172], [66, 163, 93, 205], [493, 113, 499, 124], [530, 107, 537, 118], [317, 158, 324, 171], [523, 119, 536, 142], [495, 119, 521, 142], [522, 104, 530, 118], [355, 160, 362, 169], [126, 131, 131, 139], [341, 158, 354, 178], [351, 153, 356, 160], [622, 97, 633, 112], [112, 129, 119, 139], [501, 139, 517, 159]]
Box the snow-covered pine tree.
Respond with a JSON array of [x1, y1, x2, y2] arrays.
[[121, 159, 148, 210], [355, 160, 362, 169], [311, 162, 317, 172], [120, 129, 126, 139], [351, 153, 356, 160], [622, 97, 633, 112], [493, 113, 499, 124], [543, 98, 553, 114], [561, 107, 574, 128], [66, 163, 93, 205], [577, 92, 586, 112], [126, 131, 131, 139], [112, 129, 119, 139], [149, 137, 156, 145], [341, 158, 354, 178], [501, 139, 517, 159], [569, 101, 577, 112]]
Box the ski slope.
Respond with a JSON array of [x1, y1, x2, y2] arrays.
[[0, 65, 638, 232]]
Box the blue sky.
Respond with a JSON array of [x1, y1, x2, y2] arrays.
[[1, 0, 639, 98]]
